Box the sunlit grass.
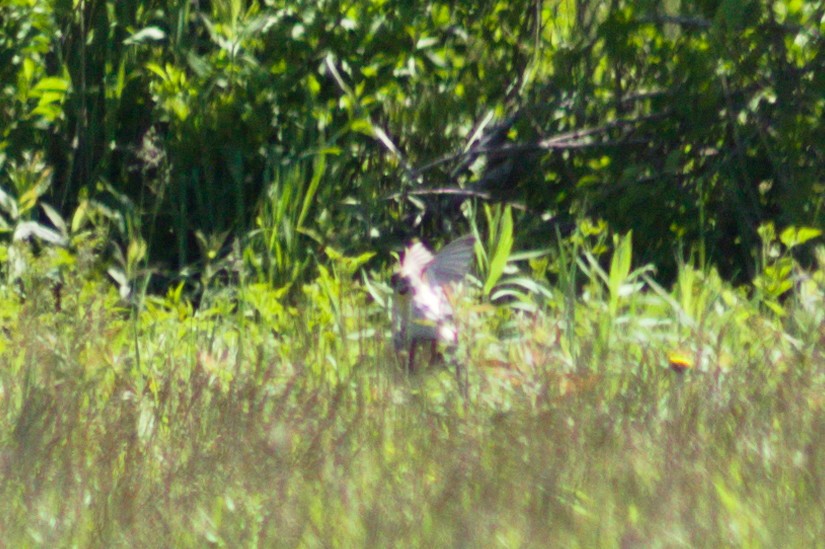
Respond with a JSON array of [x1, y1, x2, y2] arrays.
[[0, 241, 823, 546]]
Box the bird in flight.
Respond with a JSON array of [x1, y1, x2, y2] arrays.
[[391, 234, 476, 374]]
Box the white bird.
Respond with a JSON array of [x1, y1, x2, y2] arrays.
[[391, 234, 476, 373]]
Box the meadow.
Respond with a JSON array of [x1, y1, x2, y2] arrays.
[[2, 0, 824, 545], [1, 228, 822, 547]]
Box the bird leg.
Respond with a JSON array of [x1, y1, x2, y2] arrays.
[[455, 359, 468, 401], [407, 341, 417, 374]]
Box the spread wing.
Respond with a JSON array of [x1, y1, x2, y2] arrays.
[[424, 235, 476, 287], [399, 242, 435, 281]]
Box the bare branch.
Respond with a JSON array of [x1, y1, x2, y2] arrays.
[[411, 110, 668, 178]]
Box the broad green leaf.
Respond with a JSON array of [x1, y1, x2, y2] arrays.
[[71, 200, 89, 234], [33, 77, 70, 93], [779, 226, 822, 249], [41, 203, 67, 238]]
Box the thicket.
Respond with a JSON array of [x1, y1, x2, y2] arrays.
[[1, 0, 823, 292]]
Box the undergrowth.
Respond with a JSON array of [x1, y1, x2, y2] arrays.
[[0, 229, 823, 547]]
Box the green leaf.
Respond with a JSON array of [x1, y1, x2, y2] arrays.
[[483, 205, 513, 297], [611, 236, 631, 284], [0, 187, 19, 220], [71, 200, 89, 234], [608, 231, 633, 315], [33, 77, 70, 93], [350, 118, 373, 136], [145, 62, 168, 79], [41, 203, 67, 239], [779, 226, 822, 249]]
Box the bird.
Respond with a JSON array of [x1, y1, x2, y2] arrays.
[[391, 234, 476, 375]]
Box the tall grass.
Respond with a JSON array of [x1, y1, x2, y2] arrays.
[[1, 229, 823, 546]]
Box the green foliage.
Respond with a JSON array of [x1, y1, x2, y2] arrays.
[[0, 152, 67, 247], [246, 151, 332, 286], [508, 0, 824, 282], [753, 222, 823, 316], [471, 203, 514, 297], [4, 4, 825, 546], [1, 222, 824, 546], [0, 0, 64, 157], [2, 0, 823, 290]]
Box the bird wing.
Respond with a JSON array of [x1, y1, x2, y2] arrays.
[[399, 242, 435, 280], [424, 234, 476, 287]]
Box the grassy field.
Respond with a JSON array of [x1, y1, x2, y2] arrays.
[[1, 235, 823, 547], [2, 0, 823, 544]]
